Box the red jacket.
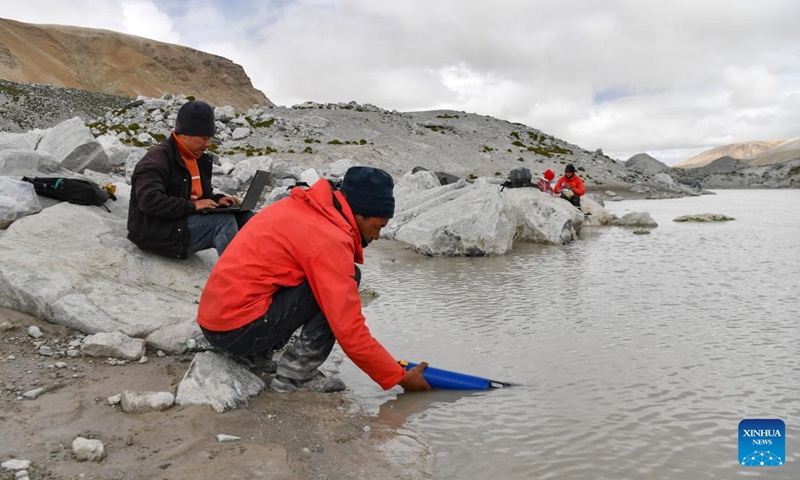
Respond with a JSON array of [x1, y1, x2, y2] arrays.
[[553, 174, 586, 196], [196, 180, 406, 390]]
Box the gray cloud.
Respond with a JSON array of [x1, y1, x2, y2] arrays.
[[3, 0, 799, 164]]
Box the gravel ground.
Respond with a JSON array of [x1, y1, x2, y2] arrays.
[[0, 308, 424, 480]]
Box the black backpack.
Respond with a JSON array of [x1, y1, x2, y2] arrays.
[[501, 167, 533, 191], [23, 177, 114, 210]]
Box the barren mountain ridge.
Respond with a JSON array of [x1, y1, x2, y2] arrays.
[[0, 17, 272, 111]]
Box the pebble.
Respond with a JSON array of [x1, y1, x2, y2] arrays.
[[55, 362, 68, 369], [157, 350, 165, 357], [39, 346, 54, 356], [27, 326, 43, 339], [108, 394, 122, 405], [363, 426, 372, 435], [0, 321, 13, 331], [138, 356, 148, 364], [66, 349, 80, 357], [22, 388, 46, 400], [215, 434, 241, 442], [7, 355, 15, 360], [1, 459, 31, 470], [68, 339, 82, 348], [15, 470, 30, 480], [120, 390, 175, 413], [72, 437, 106, 462]]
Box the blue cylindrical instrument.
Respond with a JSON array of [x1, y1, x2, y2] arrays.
[[399, 360, 511, 390]]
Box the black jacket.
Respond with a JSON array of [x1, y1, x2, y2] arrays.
[[127, 135, 223, 259]]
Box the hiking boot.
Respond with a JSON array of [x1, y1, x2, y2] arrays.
[[270, 372, 346, 393], [247, 354, 278, 373], [187, 335, 215, 352], [235, 353, 277, 373]]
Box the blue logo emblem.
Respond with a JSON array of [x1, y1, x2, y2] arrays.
[[739, 419, 785, 466]]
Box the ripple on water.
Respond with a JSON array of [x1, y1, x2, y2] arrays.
[[350, 190, 800, 479]]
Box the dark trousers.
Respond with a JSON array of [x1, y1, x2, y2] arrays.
[[201, 266, 361, 382], [561, 192, 582, 208]]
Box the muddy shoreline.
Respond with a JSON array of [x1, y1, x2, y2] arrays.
[[0, 308, 427, 480]]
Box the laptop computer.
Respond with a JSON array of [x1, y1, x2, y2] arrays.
[[198, 169, 270, 214]]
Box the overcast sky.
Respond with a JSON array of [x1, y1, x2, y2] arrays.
[[3, 0, 800, 164]]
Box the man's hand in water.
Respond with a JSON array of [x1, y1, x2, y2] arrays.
[[399, 361, 432, 391]]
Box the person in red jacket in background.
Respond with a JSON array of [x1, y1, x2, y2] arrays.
[[553, 164, 586, 209], [537, 169, 555, 194], [196, 166, 431, 393]]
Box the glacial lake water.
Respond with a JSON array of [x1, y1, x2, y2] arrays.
[[339, 189, 800, 479]]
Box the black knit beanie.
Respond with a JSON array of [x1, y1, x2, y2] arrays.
[[340, 166, 395, 218], [175, 100, 216, 136]]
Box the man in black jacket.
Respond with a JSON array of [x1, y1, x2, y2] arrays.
[[127, 100, 252, 259]]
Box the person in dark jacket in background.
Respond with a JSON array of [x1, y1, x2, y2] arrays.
[[127, 100, 252, 259]]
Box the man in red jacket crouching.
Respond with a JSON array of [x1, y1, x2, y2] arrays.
[[196, 166, 431, 393], [553, 164, 586, 209]]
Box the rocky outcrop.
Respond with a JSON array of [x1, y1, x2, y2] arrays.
[[0, 79, 130, 133], [2, 86, 655, 190], [699, 156, 749, 174], [0, 18, 271, 111], [669, 158, 800, 189], [612, 212, 658, 227], [626, 153, 670, 176], [36, 117, 111, 173], [3, 84, 751, 195], [673, 213, 735, 222], [0, 200, 213, 353], [382, 171, 603, 256]]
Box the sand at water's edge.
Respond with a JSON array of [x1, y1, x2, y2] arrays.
[[0, 308, 422, 480]]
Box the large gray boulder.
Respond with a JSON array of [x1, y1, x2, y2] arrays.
[[612, 212, 658, 227], [0, 177, 42, 229], [230, 156, 273, 185], [383, 171, 597, 256], [0, 149, 60, 175], [96, 134, 146, 169], [36, 117, 112, 173], [501, 188, 583, 244], [0, 202, 213, 353], [384, 176, 516, 256], [650, 172, 698, 196], [175, 352, 266, 412], [326, 158, 360, 180], [0, 131, 43, 151]]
